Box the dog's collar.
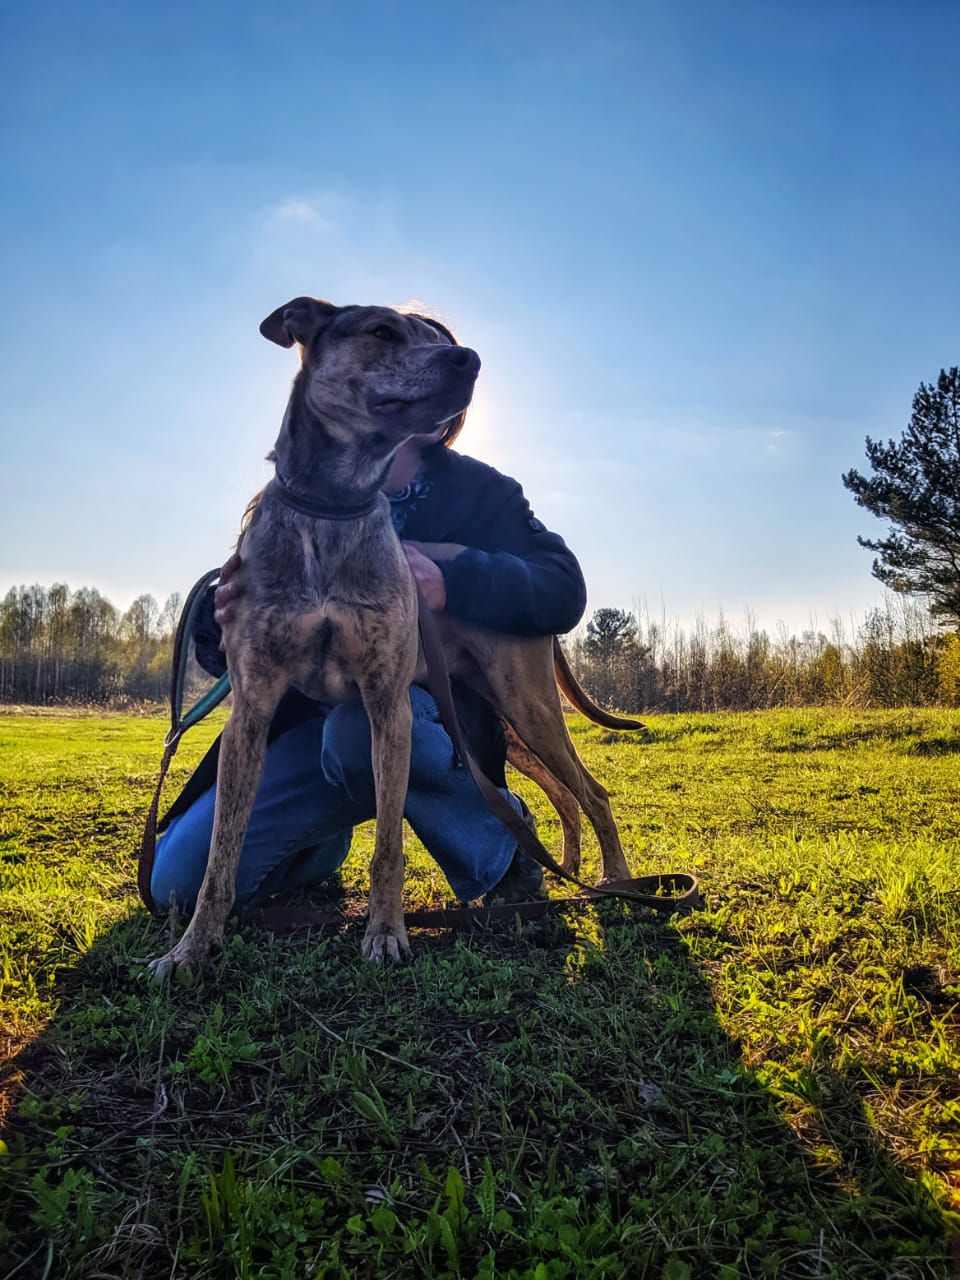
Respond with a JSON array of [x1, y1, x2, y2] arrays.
[[271, 477, 382, 521]]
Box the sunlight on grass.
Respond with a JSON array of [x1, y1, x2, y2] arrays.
[[1, 706, 959, 1276]]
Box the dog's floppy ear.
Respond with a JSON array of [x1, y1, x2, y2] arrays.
[[416, 316, 457, 346], [259, 297, 337, 348]]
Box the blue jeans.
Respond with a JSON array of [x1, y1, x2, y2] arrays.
[[151, 686, 522, 912]]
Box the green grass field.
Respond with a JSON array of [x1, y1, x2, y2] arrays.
[[1, 706, 959, 1278]]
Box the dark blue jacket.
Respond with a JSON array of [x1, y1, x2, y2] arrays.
[[163, 448, 585, 827]]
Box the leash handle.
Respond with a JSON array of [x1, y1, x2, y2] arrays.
[[138, 568, 232, 913]]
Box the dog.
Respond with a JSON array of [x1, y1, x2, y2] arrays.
[[147, 298, 636, 979]]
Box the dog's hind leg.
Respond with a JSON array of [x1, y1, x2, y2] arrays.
[[504, 723, 583, 876], [459, 636, 631, 883], [481, 642, 631, 883], [148, 667, 286, 981], [506, 699, 631, 883], [361, 681, 415, 964]]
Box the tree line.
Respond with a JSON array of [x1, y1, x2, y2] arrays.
[[0, 585, 183, 705], [566, 600, 960, 713], [1, 580, 958, 711]]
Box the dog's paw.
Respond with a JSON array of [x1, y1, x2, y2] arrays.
[[600, 855, 632, 883], [145, 933, 214, 984], [361, 919, 411, 965]]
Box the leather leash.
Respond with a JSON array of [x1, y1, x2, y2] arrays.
[[250, 881, 698, 936], [137, 572, 699, 923]]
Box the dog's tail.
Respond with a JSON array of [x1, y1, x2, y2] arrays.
[[552, 638, 647, 731]]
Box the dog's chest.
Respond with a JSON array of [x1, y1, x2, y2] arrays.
[[242, 508, 415, 703]]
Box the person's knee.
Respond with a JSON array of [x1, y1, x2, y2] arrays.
[[149, 816, 208, 914], [321, 700, 373, 789], [322, 689, 439, 793], [150, 851, 200, 915]]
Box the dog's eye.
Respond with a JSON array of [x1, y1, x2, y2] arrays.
[[370, 325, 399, 342]]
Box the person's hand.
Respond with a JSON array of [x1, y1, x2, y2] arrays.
[[402, 543, 447, 611], [214, 552, 244, 634], [404, 540, 466, 563]]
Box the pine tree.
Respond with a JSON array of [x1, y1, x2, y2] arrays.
[[583, 607, 638, 663], [843, 367, 960, 626]]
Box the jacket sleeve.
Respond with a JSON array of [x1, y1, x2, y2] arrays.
[[439, 479, 587, 636], [192, 587, 228, 678]]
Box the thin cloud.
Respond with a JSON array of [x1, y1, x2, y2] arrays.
[[270, 197, 337, 231]]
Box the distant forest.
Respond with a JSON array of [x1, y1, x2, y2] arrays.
[[2, 582, 959, 712], [567, 601, 960, 713], [0, 585, 184, 706]]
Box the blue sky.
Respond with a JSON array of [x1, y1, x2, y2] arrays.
[[2, 0, 958, 634]]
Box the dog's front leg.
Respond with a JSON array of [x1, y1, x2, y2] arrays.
[[361, 688, 413, 964], [148, 680, 282, 981]]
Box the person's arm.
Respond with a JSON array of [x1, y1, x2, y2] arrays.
[[192, 587, 228, 677], [436, 478, 587, 636], [191, 553, 242, 678]]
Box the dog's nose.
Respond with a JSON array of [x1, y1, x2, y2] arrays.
[[449, 346, 480, 372]]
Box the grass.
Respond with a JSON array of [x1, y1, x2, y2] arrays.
[[1, 705, 959, 1278]]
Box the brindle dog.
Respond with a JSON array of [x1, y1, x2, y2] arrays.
[[147, 298, 633, 979]]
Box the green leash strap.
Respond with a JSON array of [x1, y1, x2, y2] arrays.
[[175, 572, 232, 733]]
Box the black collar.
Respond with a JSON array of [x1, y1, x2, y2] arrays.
[[271, 477, 382, 521]]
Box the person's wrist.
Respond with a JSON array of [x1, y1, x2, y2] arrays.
[[422, 560, 446, 610], [437, 552, 471, 612]]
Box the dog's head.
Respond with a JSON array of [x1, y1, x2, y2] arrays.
[[260, 298, 480, 444]]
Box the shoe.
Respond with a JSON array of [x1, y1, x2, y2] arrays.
[[482, 798, 545, 906]]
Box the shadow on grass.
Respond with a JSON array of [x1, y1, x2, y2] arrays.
[[0, 898, 955, 1279]]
